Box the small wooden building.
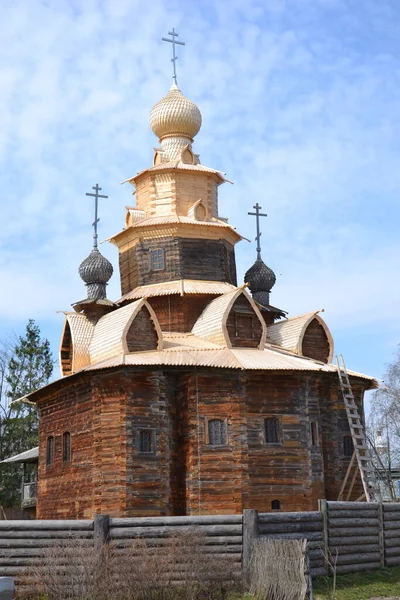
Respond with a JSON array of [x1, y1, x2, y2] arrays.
[[21, 83, 376, 519]]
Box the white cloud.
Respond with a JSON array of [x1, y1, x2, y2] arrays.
[[0, 0, 399, 380]]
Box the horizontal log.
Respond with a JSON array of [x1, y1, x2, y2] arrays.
[[383, 503, 400, 512], [110, 516, 242, 527], [326, 502, 377, 510], [328, 518, 379, 528], [0, 557, 43, 566], [258, 522, 322, 534], [0, 538, 93, 548], [336, 562, 380, 574], [383, 521, 400, 531], [336, 552, 381, 566], [383, 529, 400, 539], [385, 547, 400, 558], [0, 531, 93, 539], [386, 556, 400, 566], [328, 510, 377, 520], [112, 535, 243, 547], [385, 538, 400, 548], [259, 532, 323, 542], [329, 535, 379, 546], [0, 520, 93, 531], [310, 558, 325, 568], [330, 543, 378, 555], [311, 566, 328, 576], [308, 548, 324, 559], [326, 527, 378, 537], [110, 525, 242, 538], [382, 511, 400, 521], [258, 512, 321, 524]]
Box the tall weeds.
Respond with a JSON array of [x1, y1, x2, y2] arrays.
[[22, 529, 243, 600]]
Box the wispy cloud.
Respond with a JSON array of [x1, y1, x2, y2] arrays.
[[0, 0, 399, 378]]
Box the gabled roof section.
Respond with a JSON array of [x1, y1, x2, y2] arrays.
[[118, 279, 236, 303], [59, 313, 96, 376], [191, 286, 267, 349], [267, 310, 334, 363], [89, 299, 163, 365], [122, 161, 227, 186]]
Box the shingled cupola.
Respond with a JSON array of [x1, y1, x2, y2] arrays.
[[73, 184, 115, 315]]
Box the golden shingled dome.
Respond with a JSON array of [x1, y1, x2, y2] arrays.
[[150, 83, 202, 141]]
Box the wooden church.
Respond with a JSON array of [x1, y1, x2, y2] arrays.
[[20, 46, 376, 520]]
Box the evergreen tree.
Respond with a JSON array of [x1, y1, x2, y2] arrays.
[[0, 320, 53, 506]]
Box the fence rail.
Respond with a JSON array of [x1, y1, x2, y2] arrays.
[[1, 502, 400, 582]]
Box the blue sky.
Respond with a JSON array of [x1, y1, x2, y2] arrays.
[[0, 0, 399, 403]]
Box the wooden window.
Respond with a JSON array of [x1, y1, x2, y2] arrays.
[[63, 432, 71, 463], [264, 417, 281, 444], [235, 313, 254, 338], [151, 248, 164, 271], [271, 499, 281, 510], [310, 421, 319, 446], [46, 436, 54, 466], [207, 419, 227, 446], [137, 430, 155, 454], [343, 435, 354, 457]]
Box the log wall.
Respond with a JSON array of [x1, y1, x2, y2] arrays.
[[3, 503, 400, 590]]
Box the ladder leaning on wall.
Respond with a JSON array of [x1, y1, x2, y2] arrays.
[[336, 354, 381, 503]]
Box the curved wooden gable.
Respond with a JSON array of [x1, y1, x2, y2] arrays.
[[191, 287, 267, 349], [59, 313, 96, 377], [267, 311, 334, 363], [89, 298, 163, 365]]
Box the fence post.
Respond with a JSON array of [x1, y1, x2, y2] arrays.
[[243, 509, 258, 582], [377, 502, 385, 568], [94, 514, 110, 551], [318, 499, 329, 574]]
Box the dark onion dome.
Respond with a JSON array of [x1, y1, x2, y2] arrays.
[[78, 249, 113, 301], [245, 258, 276, 293], [79, 249, 113, 284], [244, 258, 276, 307]]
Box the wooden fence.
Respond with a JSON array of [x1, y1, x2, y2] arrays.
[[1, 502, 400, 582]]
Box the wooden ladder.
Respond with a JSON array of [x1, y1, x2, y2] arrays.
[[336, 354, 381, 502]]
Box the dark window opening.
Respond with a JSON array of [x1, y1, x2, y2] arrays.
[[208, 419, 227, 446], [343, 435, 354, 457], [310, 421, 319, 446], [46, 436, 54, 466], [151, 248, 164, 271], [234, 313, 254, 338], [138, 430, 154, 454], [264, 417, 280, 444], [271, 499, 281, 510], [63, 432, 71, 463]]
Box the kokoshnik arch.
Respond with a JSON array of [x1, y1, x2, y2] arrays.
[[17, 33, 376, 519]]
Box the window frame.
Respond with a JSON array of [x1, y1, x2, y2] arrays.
[[62, 431, 71, 463], [205, 417, 228, 447], [310, 421, 319, 447], [343, 434, 354, 457], [150, 248, 165, 272], [263, 416, 282, 445], [46, 436, 54, 467], [136, 429, 156, 455]]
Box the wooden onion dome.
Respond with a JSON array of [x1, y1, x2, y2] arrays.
[[244, 258, 276, 307], [78, 248, 113, 300]]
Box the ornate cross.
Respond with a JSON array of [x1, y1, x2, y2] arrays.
[[248, 203, 267, 260], [85, 184, 108, 250], [162, 28, 185, 85]]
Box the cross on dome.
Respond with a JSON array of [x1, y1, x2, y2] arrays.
[[162, 28, 185, 86]]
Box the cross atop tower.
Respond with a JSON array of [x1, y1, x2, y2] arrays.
[[162, 28, 185, 85], [248, 203, 268, 260], [85, 184, 108, 250]]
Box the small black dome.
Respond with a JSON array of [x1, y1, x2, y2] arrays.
[[79, 249, 113, 285], [244, 258, 276, 293]]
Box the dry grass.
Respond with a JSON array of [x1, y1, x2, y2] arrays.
[[21, 529, 243, 600], [249, 538, 308, 600]]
